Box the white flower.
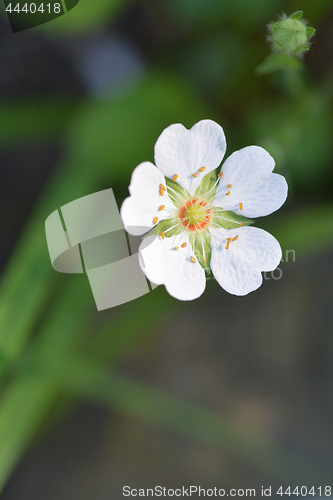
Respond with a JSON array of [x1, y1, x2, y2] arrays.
[[121, 120, 288, 301]]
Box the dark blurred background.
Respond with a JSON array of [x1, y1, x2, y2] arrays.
[[0, 0, 333, 498]]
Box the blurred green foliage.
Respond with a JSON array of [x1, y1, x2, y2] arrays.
[[0, 0, 333, 493]]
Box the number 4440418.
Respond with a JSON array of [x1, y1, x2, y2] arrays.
[[6, 3, 61, 14], [277, 486, 332, 496]]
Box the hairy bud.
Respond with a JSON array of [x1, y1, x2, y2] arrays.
[[268, 11, 315, 58]]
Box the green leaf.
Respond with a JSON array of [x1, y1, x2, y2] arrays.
[[213, 209, 252, 229]]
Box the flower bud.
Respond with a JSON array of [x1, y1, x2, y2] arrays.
[[268, 11, 315, 57]]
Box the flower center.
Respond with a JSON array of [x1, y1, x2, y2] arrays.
[[178, 199, 211, 231]]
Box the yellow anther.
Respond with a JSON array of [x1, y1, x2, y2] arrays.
[[181, 242, 187, 248], [160, 183, 166, 191], [173, 174, 178, 182], [199, 167, 206, 173], [159, 205, 165, 211], [174, 246, 179, 250], [239, 222, 243, 226], [159, 187, 164, 196], [153, 217, 158, 224], [191, 256, 196, 263], [226, 191, 230, 196], [202, 258, 207, 263], [225, 238, 231, 250], [232, 235, 239, 242], [218, 172, 223, 178], [161, 231, 165, 239], [192, 172, 198, 178], [227, 184, 232, 189], [239, 202, 243, 210]]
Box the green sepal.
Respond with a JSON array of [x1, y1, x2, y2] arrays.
[[290, 11, 303, 20], [195, 169, 217, 198], [294, 46, 309, 54], [306, 27, 315, 38], [145, 216, 182, 239], [189, 232, 211, 272], [213, 209, 252, 229], [165, 177, 188, 206]]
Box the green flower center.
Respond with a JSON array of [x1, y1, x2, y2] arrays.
[[178, 199, 211, 231]]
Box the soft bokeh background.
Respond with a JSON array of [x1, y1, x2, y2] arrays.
[[0, 0, 333, 498]]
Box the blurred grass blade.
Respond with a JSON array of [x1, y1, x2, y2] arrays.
[[0, 276, 95, 493], [64, 360, 333, 485], [37, 0, 131, 34], [0, 100, 74, 145], [0, 72, 212, 379], [0, 377, 58, 491], [0, 164, 96, 379]]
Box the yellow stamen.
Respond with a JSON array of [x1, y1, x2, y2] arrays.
[[227, 184, 232, 189], [191, 256, 196, 263], [159, 205, 165, 211], [226, 191, 230, 196], [192, 173, 198, 178], [203, 258, 207, 263], [218, 172, 223, 178], [153, 217, 158, 224], [173, 174, 178, 182], [225, 238, 231, 250], [160, 183, 166, 191], [174, 246, 179, 250], [159, 187, 164, 196], [181, 242, 187, 248], [232, 235, 238, 242], [239, 202, 243, 210], [239, 222, 243, 226], [199, 167, 206, 173], [161, 231, 165, 240]]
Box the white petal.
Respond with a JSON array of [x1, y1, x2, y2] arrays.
[[210, 226, 282, 296], [139, 233, 206, 301], [154, 120, 226, 195], [215, 146, 287, 217], [120, 162, 175, 236], [217, 173, 288, 218], [217, 146, 275, 187]]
